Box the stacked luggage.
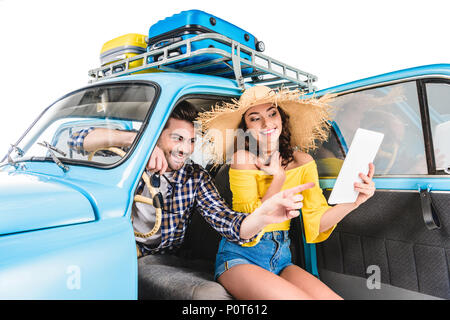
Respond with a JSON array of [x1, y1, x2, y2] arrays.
[[99, 9, 264, 77], [100, 33, 160, 76]]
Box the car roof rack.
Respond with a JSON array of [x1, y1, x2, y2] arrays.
[[88, 33, 318, 92]]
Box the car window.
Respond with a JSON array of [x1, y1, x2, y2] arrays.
[[311, 122, 346, 177], [322, 81, 427, 175], [10, 83, 156, 166], [425, 82, 450, 172]]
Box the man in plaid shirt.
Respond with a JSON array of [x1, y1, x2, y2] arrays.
[[68, 101, 310, 257]]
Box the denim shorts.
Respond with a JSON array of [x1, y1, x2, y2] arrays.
[[214, 230, 293, 280]]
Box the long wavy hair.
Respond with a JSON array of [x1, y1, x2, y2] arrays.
[[237, 106, 294, 167]]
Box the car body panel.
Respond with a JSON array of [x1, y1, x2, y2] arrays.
[[0, 217, 137, 299], [0, 73, 244, 299], [0, 171, 95, 235], [1, 65, 448, 299]]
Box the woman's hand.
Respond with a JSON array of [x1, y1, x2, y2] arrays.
[[353, 163, 376, 207], [256, 151, 285, 177]]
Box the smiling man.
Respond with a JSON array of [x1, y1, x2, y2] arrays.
[[68, 101, 311, 257]]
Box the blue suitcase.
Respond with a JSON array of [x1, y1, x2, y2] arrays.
[[147, 10, 264, 76]]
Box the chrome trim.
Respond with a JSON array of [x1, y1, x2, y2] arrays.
[[325, 74, 450, 96], [321, 174, 450, 179], [323, 188, 450, 193], [375, 189, 450, 194], [375, 175, 450, 178]]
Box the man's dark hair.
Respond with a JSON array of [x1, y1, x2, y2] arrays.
[[168, 100, 198, 124]]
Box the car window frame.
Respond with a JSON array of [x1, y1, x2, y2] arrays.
[[4, 80, 161, 170], [320, 77, 449, 177], [418, 78, 450, 175]]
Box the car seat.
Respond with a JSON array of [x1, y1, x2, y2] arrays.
[[137, 164, 234, 300], [137, 163, 304, 299]]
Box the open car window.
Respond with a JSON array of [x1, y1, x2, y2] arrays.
[[315, 81, 427, 176], [9, 83, 156, 166]]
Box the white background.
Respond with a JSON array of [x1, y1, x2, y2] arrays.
[[0, 0, 448, 157]]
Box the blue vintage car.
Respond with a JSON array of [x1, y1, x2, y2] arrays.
[[1, 31, 449, 300]]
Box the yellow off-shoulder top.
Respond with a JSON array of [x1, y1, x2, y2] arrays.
[[229, 160, 336, 247]]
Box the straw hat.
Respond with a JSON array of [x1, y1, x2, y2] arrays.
[[196, 85, 335, 164]]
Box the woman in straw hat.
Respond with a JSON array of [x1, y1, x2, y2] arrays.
[[197, 85, 376, 299]]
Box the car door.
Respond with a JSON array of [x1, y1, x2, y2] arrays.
[[311, 78, 450, 300], [0, 81, 162, 299], [0, 199, 137, 299]]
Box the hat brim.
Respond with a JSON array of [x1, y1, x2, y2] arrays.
[[197, 88, 335, 164]]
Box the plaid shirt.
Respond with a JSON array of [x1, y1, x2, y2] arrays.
[[141, 162, 252, 254], [67, 127, 94, 155], [68, 128, 253, 255]]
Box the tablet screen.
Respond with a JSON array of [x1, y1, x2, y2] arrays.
[[328, 128, 384, 204]]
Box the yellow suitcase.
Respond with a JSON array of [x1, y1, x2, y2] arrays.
[[100, 33, 161, 75]]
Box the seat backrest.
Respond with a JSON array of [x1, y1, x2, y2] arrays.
[[179, 163, 305, 268], [177, 164, 231, 262], [213, 164, 232, 207], [178, 208, 222, 263]]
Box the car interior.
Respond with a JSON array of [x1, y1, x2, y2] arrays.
[[137, 96, 308, 299], [137, 95, 449, 300]]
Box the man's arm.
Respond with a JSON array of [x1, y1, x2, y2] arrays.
[[239, 183, 313, 239], [82, 128, 136, 152], [67, 127, 136, 154], [68, 127, 167, 173], [194, 171, 251, 244], [195, 170, 311, 244]]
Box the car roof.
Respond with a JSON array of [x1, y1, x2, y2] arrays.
[[87, 71, 242, 91], [317, 63, 450, 95], [77, 63, 450, 100]]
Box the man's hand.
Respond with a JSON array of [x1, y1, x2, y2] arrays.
[[239, 183, 315, 240], [146, 145, 168, 174], [258, 182, 315, 224]]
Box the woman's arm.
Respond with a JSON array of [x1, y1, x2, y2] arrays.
[[261, 174, 286, 202], [318, 163, 376, 233], [257, 151, 287, 203], [318, 202, 358, 233]]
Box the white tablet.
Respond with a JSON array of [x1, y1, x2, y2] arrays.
[[328, 128, 384, 204]]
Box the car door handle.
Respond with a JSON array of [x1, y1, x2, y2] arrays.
[[419, 188, 441, 230]]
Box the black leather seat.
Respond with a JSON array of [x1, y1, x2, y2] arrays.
[[138, 164, 303, 299], [138, 164, 233, 300]]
